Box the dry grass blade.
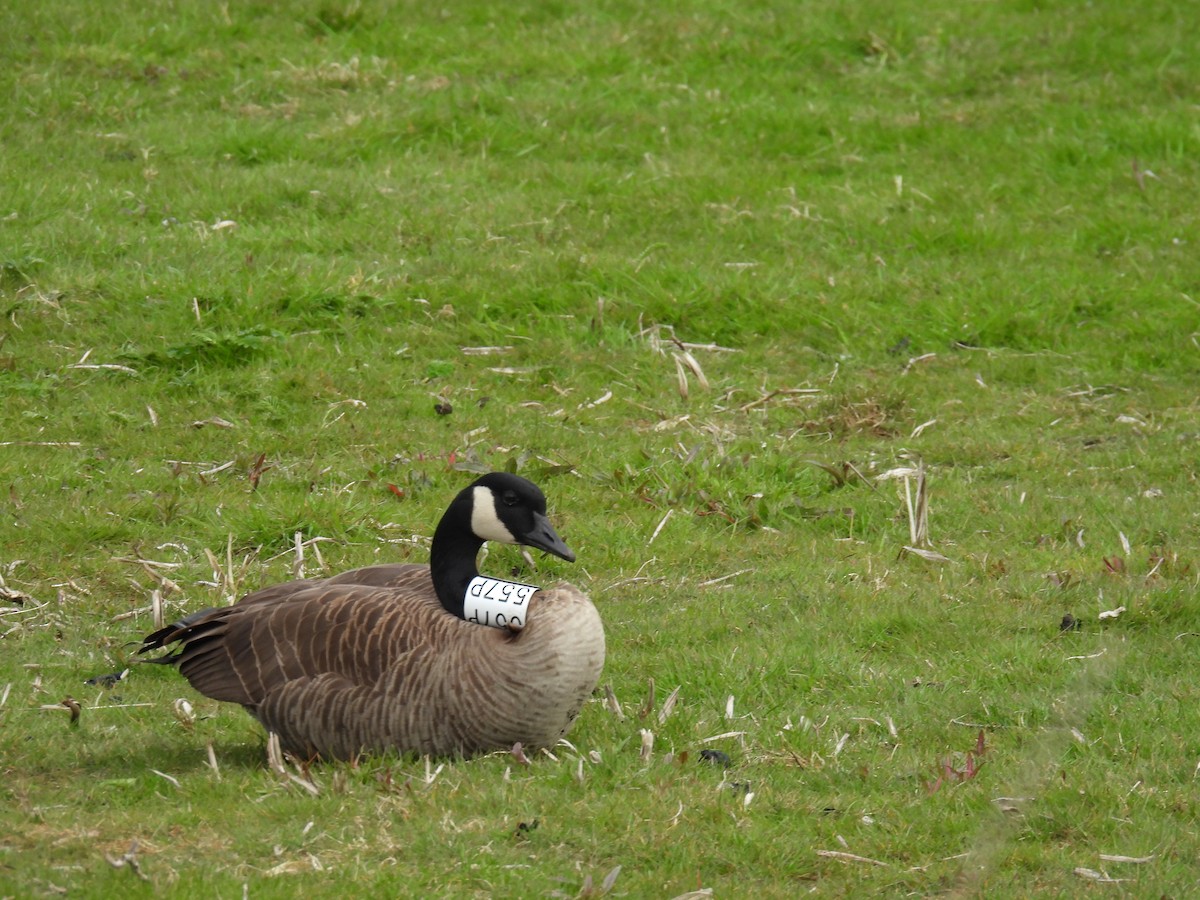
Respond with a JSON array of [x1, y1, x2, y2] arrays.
[[639, 728, 654, 762], [600, 865, 622, 894], [288, 770, 320, 797], [910, 418, 937, 439], [292, 531, 306, 579], [816, 849, 889, 867], [658, 685, 681, 724], [698, 569, 751, 588], [205, 741, 221, 781], [603, 683, 625, 720], [648, 510, 673, 545], [422, 756, 445, 786], [0, 440, 82, 448], [266, 732, 286, 775], [672, 348, 709, 391], [1098, 854, 1154, 864], [806, 459, 847, 487], [150, 588, 164, 630], [673, 354, 690, 398], [737, 387, 820, 412], [876, 466, 921, 481], [901, 546, 952, 563], [67, 362, 138, 375], [903, 461, 929, 545], [901, 352, 937, 374], [0, 585, 34, 605], [199, 460, 235, 477], [700, 730, 747, 743], [580, 390, 612, 409], [1, 599, 48, 620], [1073, 867, 1129, 883], [639, 677, 655, 718]]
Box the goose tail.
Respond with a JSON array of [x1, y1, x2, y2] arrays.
[[136, 607, 220, 662]]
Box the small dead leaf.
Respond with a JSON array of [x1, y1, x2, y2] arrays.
[[62, 696, 81, 725], [511, 742, 532, 767]]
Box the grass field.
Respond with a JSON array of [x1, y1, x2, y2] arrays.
[[2, 0, 1199, 896]]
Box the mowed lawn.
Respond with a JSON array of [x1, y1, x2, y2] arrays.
[[1, 1, 1199, 896]]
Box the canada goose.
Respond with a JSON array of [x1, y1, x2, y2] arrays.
[[139, 472, 604, 760]]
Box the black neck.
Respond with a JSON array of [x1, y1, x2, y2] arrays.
[[429, 498, 484, 618]]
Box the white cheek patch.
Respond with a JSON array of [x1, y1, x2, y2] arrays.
[[470, 486, 518, 544]]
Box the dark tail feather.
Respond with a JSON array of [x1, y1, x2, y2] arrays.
[[137, 607, 221, 660]]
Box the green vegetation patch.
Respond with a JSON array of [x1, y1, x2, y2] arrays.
[[1, 0, 1199, 896]]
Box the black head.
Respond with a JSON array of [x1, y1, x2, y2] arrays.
[[464, 473, 575, 562]]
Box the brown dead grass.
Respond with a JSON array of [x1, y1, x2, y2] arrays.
[[800, 396, 908, 439]]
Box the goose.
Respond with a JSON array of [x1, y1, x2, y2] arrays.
[[139, 472, 605, 760]]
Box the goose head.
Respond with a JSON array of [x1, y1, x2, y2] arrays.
[[430, 473, 575, 618]]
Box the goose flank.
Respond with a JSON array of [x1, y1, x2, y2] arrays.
[[139, 473, 605, 760]]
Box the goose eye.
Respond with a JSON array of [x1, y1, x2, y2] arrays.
[[501, 490, 519, 507]]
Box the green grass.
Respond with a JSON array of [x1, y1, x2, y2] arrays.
[[3, 0, 1200, 895]]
